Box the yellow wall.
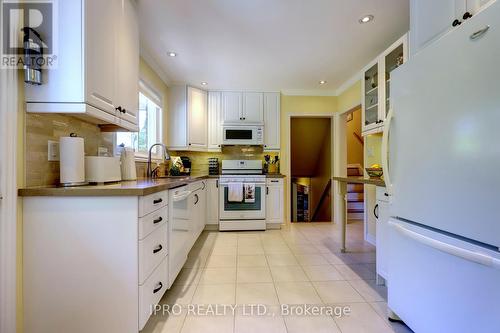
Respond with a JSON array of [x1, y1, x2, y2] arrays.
[[365, 133, 383, 168], [280, 95, 337, 222], [337, 80, 361, 113], [139, 58, 170, 144], [346, 108, 363, 165], [16, 72, 25, 333]]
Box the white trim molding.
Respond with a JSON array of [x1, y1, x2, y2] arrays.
[[280, 89, 337, 97], [140, 43, 172, 87], [0, 67, 19, 333]]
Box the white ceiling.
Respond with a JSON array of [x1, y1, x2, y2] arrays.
[[137, 0, 409, 94]]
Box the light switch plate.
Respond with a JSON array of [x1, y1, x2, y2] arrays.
[[48, 140, 59, 161]]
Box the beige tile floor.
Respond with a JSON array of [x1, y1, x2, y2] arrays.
[[142, 221, 413, 333]]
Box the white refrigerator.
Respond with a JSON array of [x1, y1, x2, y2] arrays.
[[384, 1, 500, 332]]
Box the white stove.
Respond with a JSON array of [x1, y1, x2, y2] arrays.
[[219, 160, 266, 231]]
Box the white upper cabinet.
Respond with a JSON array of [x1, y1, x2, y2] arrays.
[[208, 92, 222, 151], [85, 0, 116, 114], [264, 92, 280, 151], [168, 86, 188, 150], [188, 87, 208, 150], [242, 92, 264, 123], [362, 34, 408, 135], [24, 0, 139, 131], [222, 92, 264, 124], [410, 0, 493, 55], [222, 92, 243, 123], [115, 0, 139, 126], [168, 86, 208, 151]]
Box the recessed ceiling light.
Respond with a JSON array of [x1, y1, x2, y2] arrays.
[[201, 82, 208, 86], [359, 15, 374, 24], [168, 52, 177, 57], [319, 80, 327, 85]]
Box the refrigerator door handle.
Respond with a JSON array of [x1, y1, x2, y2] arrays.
[[389, 221, 500, 270], [382, 108, 394, 195]]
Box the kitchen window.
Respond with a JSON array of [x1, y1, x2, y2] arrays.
[[116, 82, 163, 158]]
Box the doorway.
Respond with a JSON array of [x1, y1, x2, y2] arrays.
[[290, 117, 332, 222], [345, 107, 364, 220]]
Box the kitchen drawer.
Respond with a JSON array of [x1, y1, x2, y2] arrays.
[[139, 190, 168, 217], [139, 223, 168, 284], [376, 186, 389, 202], [139, 256, 168, 330], [139, 206, 168, 240], [266, 178, 283, 186]]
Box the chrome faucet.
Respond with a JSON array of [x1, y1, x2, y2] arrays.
[[147, 143, 171, 178]]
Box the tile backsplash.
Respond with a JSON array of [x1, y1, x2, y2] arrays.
[[25, 114, 280, 186], [171, 146, 279, 175], [25, 114, 114, 187]]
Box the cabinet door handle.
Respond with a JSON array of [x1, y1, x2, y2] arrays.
[[452, 19, 462, 27], [266, 186, 269, 195], [216, 180, 219, 188], [463, 12, 473, 20], [115, 106, 123, 113], [373, 204, 379, 219], [153, 282, 163, 294], [194, 193, 199, 204], [153, 217, 163, 224], [153, 244, 163, 254], [153, 198, 163, 204], [470, 26, 490, 40]]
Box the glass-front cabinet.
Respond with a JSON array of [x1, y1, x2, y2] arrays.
[[362, 34, 408, 135]]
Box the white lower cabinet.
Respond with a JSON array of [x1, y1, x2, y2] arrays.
[[23, 194, 169, 333], [266, 178, 284, 228], [206, 179, 219, 227], [375, 186, 390, 285], [139, 256, 168, 329]]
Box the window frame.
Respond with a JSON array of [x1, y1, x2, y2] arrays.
[[116, 80, 164, 161]]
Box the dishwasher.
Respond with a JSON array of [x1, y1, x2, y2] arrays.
[[168, 185, 192, 287]]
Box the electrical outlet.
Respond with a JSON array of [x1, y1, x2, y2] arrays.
[[48, 140, 59, 161]]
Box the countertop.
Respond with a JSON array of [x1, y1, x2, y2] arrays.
[[333, 176, 385, 187], [18, 175, 211, 197], [18, 173, 287, 197]]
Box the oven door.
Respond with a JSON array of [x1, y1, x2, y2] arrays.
[[219, 183, 266, 220], [222, 126, 263, 145]]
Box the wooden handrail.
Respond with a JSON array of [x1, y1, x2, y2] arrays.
[[353, 132, 364, 145], [312, 179, 332, 221]]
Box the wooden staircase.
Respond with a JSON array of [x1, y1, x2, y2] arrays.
[[347, 165, 364, 220]]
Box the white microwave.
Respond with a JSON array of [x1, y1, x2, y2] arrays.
[[222, 125, 264, 145]]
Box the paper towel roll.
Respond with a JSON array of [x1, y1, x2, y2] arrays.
[[59, 136, 85, 185]]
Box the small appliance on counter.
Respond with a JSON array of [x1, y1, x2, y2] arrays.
[[180, 156, 191, 175], [85, 156, 121, 184], [208, 157, 219, 175], [59, 133, 87, 186], [119, 147, 137, 181]]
